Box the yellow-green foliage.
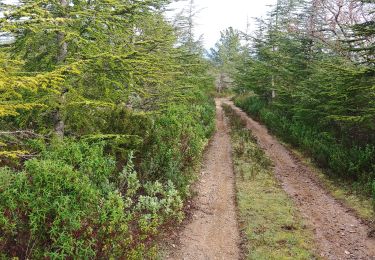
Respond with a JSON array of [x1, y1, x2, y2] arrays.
[[0, 150, 29, 159], [223, 105, 315, 260], [0, 0, 216, 257], [0, 53, 65, 117], [0, 142, 184, 258]]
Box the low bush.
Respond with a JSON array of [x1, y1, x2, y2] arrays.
[[234, 95, 264, 120], [235, 96, 375, 199], [140, 103, 215, 196], [0, 141, 185, 258], [0, 97, 215, 258]]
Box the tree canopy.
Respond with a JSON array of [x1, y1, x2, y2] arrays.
[[232, 0, 375, 197]]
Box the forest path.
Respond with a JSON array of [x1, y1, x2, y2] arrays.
[[224, 99, 375, 260], [164, 98, 241, 260]]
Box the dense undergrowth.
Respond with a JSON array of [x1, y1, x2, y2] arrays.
[[0, 97, 215, 259], [0, 0, 216, 257], [229, 0, 375, 205], [223, 104, 315, 259], [235, 95, 375, 203]]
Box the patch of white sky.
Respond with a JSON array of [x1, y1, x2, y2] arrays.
[[0, 0, 19, 18], [1, 0, 18, 7], [0, 0, 277, 48], [166, 0, 277, 49]]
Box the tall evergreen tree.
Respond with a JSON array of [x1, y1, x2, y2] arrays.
[[0, 0, 185, 137], [209, 27, 242, 92], [234, 0, 375, 196]]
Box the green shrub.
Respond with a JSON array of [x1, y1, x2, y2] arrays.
[[235, 95, 265, 120], [0, 141, 186, 258], [0, 89, 215, 258], [0, 160, 130, 258], [235, 95, 375, 199], [140, 104, 214, 196]]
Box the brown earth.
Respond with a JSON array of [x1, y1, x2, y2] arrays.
[[164, 99, 241, 260], [164, 98, 375, 260], [224, 98, 375, 260]]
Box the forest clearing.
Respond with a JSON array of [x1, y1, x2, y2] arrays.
[[0, 0, 374, 259]]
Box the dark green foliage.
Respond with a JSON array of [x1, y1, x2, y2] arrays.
[[233, 0, 375, 201], [141, 103, 215, 195], [0, 0, 216, 257], [235, 96, 375, 197], [0, 139, 189, 258], [0, 153, 129, 258]]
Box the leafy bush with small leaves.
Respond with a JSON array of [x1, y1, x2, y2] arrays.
[[235, 95, 375, 200], [0, 141, 186, 258], [141, 103, 215, 196], [0, 87, 215, 257]]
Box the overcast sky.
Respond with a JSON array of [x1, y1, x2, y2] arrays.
[[167, 0, 277, 49], [1, 0, 277, 48]]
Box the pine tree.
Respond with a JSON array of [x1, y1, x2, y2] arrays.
[[233, 0, 375, 193], [1, 0, 182, 137], [209, 27, 242, 92]]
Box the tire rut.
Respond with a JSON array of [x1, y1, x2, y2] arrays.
[[164, 99, 241, 260], [225, 99, 375, 260]]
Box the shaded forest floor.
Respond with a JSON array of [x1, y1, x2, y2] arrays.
[[163, 98, 375, 260]]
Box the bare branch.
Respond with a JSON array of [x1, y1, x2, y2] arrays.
[[0, 130, 44, 138]]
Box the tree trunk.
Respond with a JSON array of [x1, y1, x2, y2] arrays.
[[54, 0, 68, 139], [271, 0, 280, 101], [272, 75, 276, 99]]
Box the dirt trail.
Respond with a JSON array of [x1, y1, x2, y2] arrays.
[[224, 99, 375, 260], [165, 99, 241, 260]]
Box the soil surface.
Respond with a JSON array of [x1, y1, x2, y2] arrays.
[[224, 99, 375, 260], [164, 98, 375, 260], [164, 99, 241, 260]]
